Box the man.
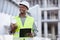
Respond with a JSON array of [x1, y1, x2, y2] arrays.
[[10, 1, 38, 40]]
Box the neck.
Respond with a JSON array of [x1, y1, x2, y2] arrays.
[[19, 13, 26, 17]]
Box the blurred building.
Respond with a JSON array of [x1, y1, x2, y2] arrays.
[[26, 0, 60, 40], [0, 0, 60, 40], [0, 0, 19, 16]]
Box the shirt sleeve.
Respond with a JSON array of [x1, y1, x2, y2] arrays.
[[11, 17, 16, 24], [33, 22, 38, 36]]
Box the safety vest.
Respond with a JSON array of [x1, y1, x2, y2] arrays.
[[13, 16, 34, 38]]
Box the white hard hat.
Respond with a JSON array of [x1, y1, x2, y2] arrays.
[[19, 1, 29, 10]]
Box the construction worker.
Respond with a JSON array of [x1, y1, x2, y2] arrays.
[[10, 1, 38, 40]]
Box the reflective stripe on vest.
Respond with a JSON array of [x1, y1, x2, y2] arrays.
[[13, 16, 34, 38]]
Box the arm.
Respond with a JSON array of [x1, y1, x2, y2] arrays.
[[26, 22, 38, 37], [33, 22, 38, 36], [10, 17, 17, 34]]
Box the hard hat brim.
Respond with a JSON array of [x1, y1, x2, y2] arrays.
[[19, 4, 29, 10]]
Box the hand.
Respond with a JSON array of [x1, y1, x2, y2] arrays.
[[10, 24, 17, 34], [25, 33, 33, 37]]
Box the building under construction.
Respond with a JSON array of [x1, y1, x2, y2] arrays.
[[0, 0, 60, 40]]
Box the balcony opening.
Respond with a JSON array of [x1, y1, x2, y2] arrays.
[[48, 22, 58, 40], [47, 0, 58, 7], [47, 10, 58, 19]]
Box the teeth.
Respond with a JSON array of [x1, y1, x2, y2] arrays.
[[20, 10, 23, 13]]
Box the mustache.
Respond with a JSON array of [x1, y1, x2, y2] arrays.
[[20, 10, 27, 13]]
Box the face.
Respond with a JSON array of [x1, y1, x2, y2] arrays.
[[19, 5, 28, 14]]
